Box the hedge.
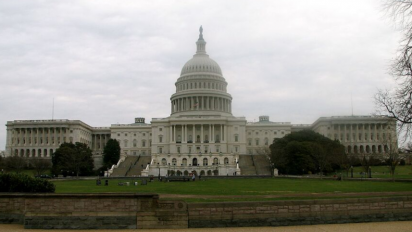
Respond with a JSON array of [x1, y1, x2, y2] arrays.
[[0, 173, 55, 193]]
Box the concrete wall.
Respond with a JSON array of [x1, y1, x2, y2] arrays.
[[0, 194, 411, 229]]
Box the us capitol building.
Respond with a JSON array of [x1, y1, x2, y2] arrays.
[[4, 27, 397, 176]]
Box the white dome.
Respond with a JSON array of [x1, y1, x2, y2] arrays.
[[180, 54, 222, 76]]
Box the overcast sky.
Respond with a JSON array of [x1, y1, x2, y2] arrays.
[[0, 0, 402, 149]]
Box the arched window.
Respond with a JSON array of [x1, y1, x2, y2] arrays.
[[213, 158, 218, 165], [182, 158, 187, 166], [224, 157, 229, 164], [172, 158, 177, 166], [133, 139, 137, 147], [203, 158, 208, 166], [162, 158, 167, 165], [192, 158, 198, 166]]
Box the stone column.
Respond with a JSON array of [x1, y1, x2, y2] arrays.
[[219, 124, 223, 143], [344, 124, 347, 142], [212, 97, 215, 110], [173, 125, 176, 142], [193, 124, 195, 142], [184, 125, 187, 142], [201, 125, 204, 143], [338, 124, 341, 142], [209, 124, 211, 141], [169, 125, 173, 143], [224, 125, 227, 142]]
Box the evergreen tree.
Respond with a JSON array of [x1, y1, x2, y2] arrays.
[[52, 142, 94, 177], [269, 130, 345, 175], [103, 139, 121, 168]]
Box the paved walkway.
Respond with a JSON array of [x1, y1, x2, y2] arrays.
[[2, 221, 412, 232]]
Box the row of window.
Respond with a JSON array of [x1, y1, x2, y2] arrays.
[[116, 132, 151, 137], [331, 124, 389, 130], [158, 145, 225, 154], [177, 81, 226, 92], [248, 138, 271, 146], [13, 129, 73, 134], [248, 131, 286, 136], [14, 148, 54, 158], [333, 133, 391, 142], [12, 137, 73, 145], [159, 157, 230, 166], [122, 140, 150, 148]]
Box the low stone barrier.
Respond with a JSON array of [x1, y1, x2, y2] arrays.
[[0, 193, 187, 229], [188, 197, 412, 227], [0, 194, 412, 229]]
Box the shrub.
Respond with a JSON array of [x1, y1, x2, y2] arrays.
[[0, 173, 55, 193]]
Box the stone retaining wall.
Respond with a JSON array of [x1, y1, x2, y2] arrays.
[[0, 193, 187, 229], [1, 194, 412, 229], [188, 197, 412, 227]]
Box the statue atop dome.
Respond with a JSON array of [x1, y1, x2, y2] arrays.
[[199, 25, 204, 40]]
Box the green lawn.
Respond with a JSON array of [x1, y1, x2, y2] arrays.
[[52, 178, 412, 202]]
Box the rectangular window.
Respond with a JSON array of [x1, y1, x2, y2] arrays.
[[235, 135, 238, 142]]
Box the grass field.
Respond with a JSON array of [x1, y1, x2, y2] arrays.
[[52, 177, 412, 202]]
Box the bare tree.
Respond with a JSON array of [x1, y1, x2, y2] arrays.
[[4, 156, 27, 173], [380, 130, 402, 180], [30, 159, 52, 176], [376, 1, 412, 137]]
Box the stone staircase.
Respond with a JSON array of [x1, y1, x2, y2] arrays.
[[111, 156, 140, 177], [127, 156, 152, 177], [238, 155, 257, 175], [239, 155, 271, 176], [253, 155, 271, 175]]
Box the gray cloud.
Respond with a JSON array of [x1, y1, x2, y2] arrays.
[[0, 0, 401, 149]]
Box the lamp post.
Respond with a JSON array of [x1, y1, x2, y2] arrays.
[[157, 163, 160, 180], [350, 166, 353, 178]]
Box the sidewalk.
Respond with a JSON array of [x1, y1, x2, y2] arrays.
[[2, 221, 412, 232]]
